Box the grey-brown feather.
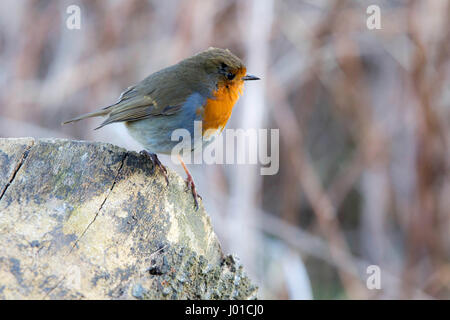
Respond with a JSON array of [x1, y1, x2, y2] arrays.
[[63, 47, 245, 129]]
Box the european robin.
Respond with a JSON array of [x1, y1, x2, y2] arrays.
[[63, 47, 259, 209]]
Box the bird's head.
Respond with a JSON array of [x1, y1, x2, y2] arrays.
[[182, 47, 259, 91]]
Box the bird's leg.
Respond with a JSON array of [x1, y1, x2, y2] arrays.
[[177, 155, 201, 210], [140, 150, 169, 185]]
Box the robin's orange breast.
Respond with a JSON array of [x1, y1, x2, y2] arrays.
[[199, 79, 245, 139]]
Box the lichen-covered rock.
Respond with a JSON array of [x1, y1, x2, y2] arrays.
[[0, 138, 257, 299]]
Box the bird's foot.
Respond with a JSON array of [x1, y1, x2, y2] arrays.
[[177, 155, 201, 210], [140, 150, 169, 186], [185, 173, 201, 211]]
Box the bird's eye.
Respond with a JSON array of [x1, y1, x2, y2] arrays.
[[227, 72, 235, 80], [219, 62, 234, 80]]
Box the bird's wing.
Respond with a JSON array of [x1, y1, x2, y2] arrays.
[[95, 66, 203, 129], [63, 63, 212, 129], [96, 90, 187, 129], [95, 87, 160, 128], [62, 86, 166, 127]]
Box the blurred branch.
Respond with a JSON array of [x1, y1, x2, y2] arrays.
[[256, 208, 433, 299]]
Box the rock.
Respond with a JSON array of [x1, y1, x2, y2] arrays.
[[0, 138, 257, 299]]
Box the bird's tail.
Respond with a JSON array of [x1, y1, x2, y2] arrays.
[[62, 109, 109, 125]]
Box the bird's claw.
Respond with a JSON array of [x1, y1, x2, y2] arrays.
[[140, 150, 169, 186], [185, 176, 200, 210]]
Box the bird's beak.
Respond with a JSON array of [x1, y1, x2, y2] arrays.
[[241, 74, 260, 81]]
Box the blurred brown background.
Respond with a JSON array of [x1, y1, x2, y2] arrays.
[[0, 0, 449, 299]]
